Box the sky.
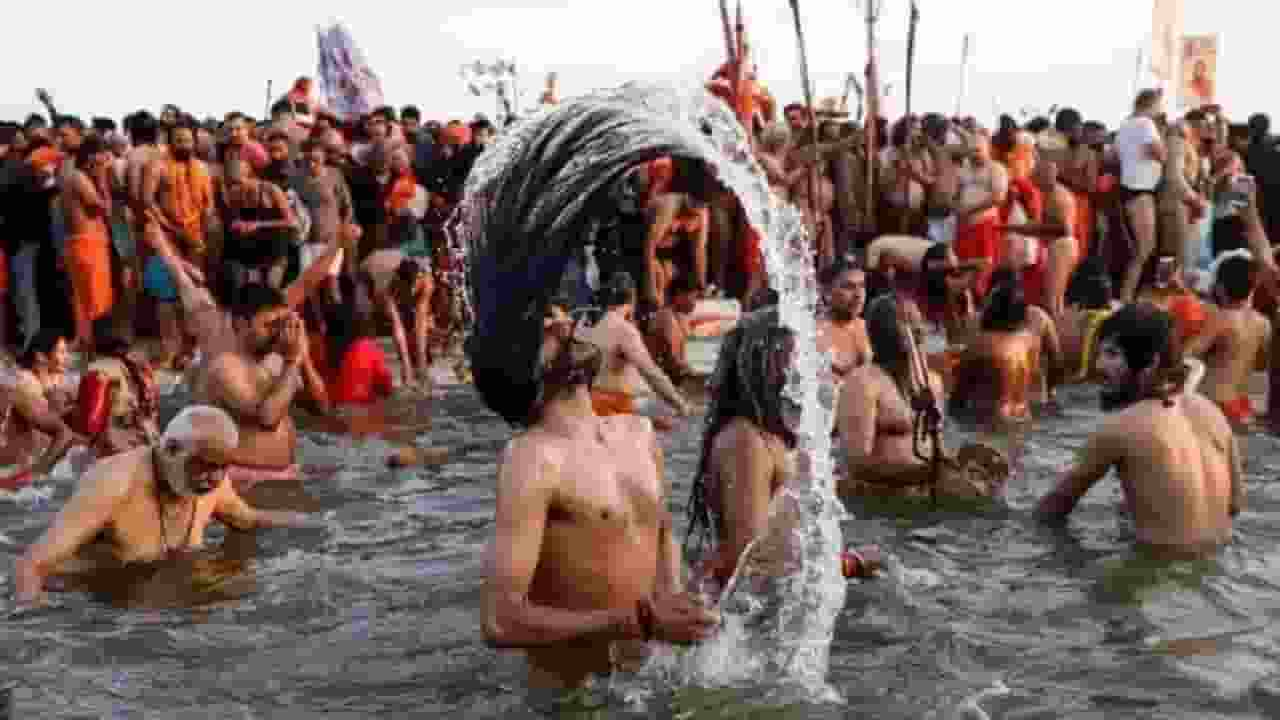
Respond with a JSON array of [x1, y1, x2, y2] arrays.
[[0, 1, 1256, 130]]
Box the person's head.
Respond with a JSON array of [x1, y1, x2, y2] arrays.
[[266, 130, 291, 164], [389, 143, 411, 174], [1054, 107, 1083, 139], [921, 113, 949, 145], [706, 307, 798, 446], [195, 127, 215, 161], [225, 113, 250, 146], [597, 272, 637, 311], [161, 104, 181, 126], [1193, 59, 1208, 80], [391, 257, 430, 303], [1082, 121, 1108, 150], [75, 135, 110, 172], [301, 138, 326, 176], [1033, 158, 1059, 191], [470, 118, 496, 147], [269, 99, 293, 124], [313, 110, 335, 135], [1214, 252, 1257, 306], [533, 300, 604, 420], [129, 111, 160, 146], [230, 283, 289, 357], [865, 295, 911, 379], [153, 406, 240, 497], [222, 155, 256, 193], [1249, 113, 1271, 143], [91, 117, 116, 136], [1183, 108, 1208, 141], [668, 271, 700, 314], [1095, 303, 1183, 411], [921, 242, 965, 308], [90, 316, 131, 358], [972, 128, 992, 162], [26, 146, 63, 188], [759, 122, 791, 153], [1134, 88, 1164, 117], [1006, 131, 1038, 179], [363, 113, 388, 142], [169, 119, 197, 162], [1025, 116, 1051, 135], [19, 329, 69, 374], [54, 115, 85, 154], [890, 116, 915, 148], [981, 274, 1028, 332], [1228, 124, 1252, 155], [820, 256, 867, 320], [438, 122, 471, 158], [401, 105, 422, 135], [784, 103, 809, 134], [1068, 264, 1113, 311]]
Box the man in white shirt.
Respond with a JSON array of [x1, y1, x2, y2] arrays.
[[1114, 89, 1168, 301]]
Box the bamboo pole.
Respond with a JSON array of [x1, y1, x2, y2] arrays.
[[788, 0, 825, 265], [905, 1, 919, 117]]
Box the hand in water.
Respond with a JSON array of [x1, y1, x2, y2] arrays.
[[650, 593, 719, 644]]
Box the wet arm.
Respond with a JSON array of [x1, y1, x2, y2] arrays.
[[214, 485, 319, 531], [1036, 427, 1116, 522], [15, 473, 126, 602], [284, 243, 343, 311], [621, 323, 687, 415], [482, 438, 638, 648]]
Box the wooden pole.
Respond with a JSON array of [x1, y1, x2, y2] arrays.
[[864, 0, 880, 236], [719, 0, 737, 66], [905, 1, 920, 117], [264, 80, 273, 120], [788, 0, 825, 265]]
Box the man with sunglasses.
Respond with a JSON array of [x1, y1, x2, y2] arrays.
[[13, 406, 320, 606]]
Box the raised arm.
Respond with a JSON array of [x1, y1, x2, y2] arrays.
[[482, 437, 639, 648], [207, 347, 301, 432]]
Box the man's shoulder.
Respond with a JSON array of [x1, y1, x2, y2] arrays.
[[79, 447, 146, 497], [603, 412, 655, 443]]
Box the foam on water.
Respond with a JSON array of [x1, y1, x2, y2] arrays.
[[454, 81, 847, 700]]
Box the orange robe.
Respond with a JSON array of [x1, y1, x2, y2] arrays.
[[67, 220, 115, 337]]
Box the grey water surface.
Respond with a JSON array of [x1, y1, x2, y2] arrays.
[[1, 376, 1279, 718]]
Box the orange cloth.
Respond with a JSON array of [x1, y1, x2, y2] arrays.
[[1222, 396, 1253, 425], [1071, 189, 1093, 259], [955, 216, 1000, 299], [1167, 294, 1208, 341], [741, 225, 764, 277], [66, 224, 115, 337], [384, 168, 418, 215], [441, 123, 471, 146], [162, 154, 213, 257], [28, 147, 64, 173], [591, 388, 637, 416]]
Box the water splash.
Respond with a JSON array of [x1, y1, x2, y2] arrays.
[[454, 81, 847, 699]]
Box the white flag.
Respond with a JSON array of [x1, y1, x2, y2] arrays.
[[316, 22, 385, 120]]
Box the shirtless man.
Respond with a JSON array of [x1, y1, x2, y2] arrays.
[[1184, 254, 1271, 427], [580, 274, 690, 420], [359, 249, 432, 389], [142, 119, 214, 368], [481, 300, 717, 690], [922, 113, 971, 245], [1037, 303, 1242, 556], [62, 136, 116, 349], [646, 273, 702, 390], [13, 406, 319, 605], [191, 284, 308, 481], [816, 259, 871, 379], [949, 282, 1044, 424], [1000, 160, 1078, 317], [955, 131, 1010, 298]]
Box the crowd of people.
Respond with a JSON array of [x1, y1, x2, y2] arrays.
[[0, 70, 1274, 698]]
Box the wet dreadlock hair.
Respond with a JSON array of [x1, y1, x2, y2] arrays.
[[920, 242, 952, 313], [982, 270, 1028, 333], [686, 307, 796, 552], [865, 295, 910, 383]]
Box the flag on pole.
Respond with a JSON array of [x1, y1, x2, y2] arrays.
[[955, 32, 974, 116], [316, 23, 385, 120], [460, 60, 517, 98]]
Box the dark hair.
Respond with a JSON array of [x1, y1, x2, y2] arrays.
[[865, 295, 909, 378], [982, 279, 1028, 332], [687, 308, 796, 549], [324, 274, 366, 373], [745, 287, 779, 312], [0, 124, 19, 146], [169, 114, 197, 135], [818, 254, 864, 289], [597, 272, 637, 308], [265, 128, 291, 145], [1216, 254, 1257, 303], [231, 283, 286, 321], [1054, 108, 1083, 135], [890, 116, 913, 148], [1134, 88, 1162, 113], [1097, 302, 1178, 375], [270, 99, 293, 118], [470, 118, 495, 133], [130, 111, 160, 145], [91, 316, 130, 358], [18, 328, 64, 370], [55, 115, 85, 132], [91, 117, 116, 133], [668, 270, 700, 298], [921, 113, 948, 142], [920, 242, 951, 311], [373, 106, 397, 123], [1025, 116, 1051, 134], [1249, 113, 1271, 141], [24, 114, 47, 130], [1184, 109, 1207, 126], [75, 136, 106, 168], [1068, 264, 1113, 311], [401, 105, 421, 122]]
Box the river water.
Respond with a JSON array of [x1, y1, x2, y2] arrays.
[[0, 361, 1279, 719]]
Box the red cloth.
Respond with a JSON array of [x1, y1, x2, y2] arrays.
[[1222, 396, 1254, 425], [326, 338, 394, 406], [955, 216, 1000, 299], [72, 370, 113, 438]]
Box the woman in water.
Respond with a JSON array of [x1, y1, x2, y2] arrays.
[[308, 274, 395, 411], [686, 308, 880, 599], [0, 330, 79, 488], [72, 317, 159, 459], [837, 296, 1008, 499]]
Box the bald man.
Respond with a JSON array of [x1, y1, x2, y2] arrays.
[[14, 406, 320, 606]]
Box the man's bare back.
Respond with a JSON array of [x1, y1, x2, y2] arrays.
[[951, 331, 1040, 423], [1187, 304, 1270, 416]]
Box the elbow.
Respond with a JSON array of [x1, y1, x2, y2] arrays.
[[481, 608, 522, 649]]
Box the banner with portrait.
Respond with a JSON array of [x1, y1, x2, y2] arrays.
[[1180, 34, 1219, 108]]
